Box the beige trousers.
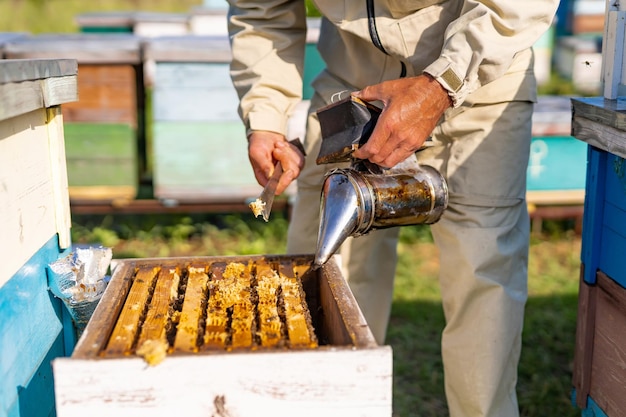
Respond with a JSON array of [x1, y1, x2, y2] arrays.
[[287, 93, 531, 417]]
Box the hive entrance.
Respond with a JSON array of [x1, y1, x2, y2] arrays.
[[102, 258, 319, 360]]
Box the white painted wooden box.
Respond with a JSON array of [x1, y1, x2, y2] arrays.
[[53, 255, 392, 417]]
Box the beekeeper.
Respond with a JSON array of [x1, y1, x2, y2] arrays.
[[228, 2, 559, 416]]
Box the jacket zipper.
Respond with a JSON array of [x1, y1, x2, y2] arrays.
[[366, 0, 407, 78]]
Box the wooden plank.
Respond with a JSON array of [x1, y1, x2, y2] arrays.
[[572, 98, 626, 155], [573, 265, 597, 409], [143, 36, 231, 62], [0, 75, 78, 121], [603, 152, 626, 213], [62, 65, 138, 125], [104, 266, 160, 356], [135, 267, 181, 351], [581, 147, 607, 285], [73, 262, 137, 359], [319, 257, 379, 348], [589, 271, 626, 416], [573, 115, 626, 160], [0, 58, 76, 84], [598, 224, 626, 288], [0, 108, 58, 287], [603, 11, 626, 99], [46, 106, 72, 250], [174, 266, 209, 353], [68, 185, 137, 203], [53, 347, 393, 417], [4, 34, 142, 64]]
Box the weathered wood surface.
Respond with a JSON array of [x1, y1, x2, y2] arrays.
[[572, 98, 626, 159], [0, 58, 76, 84], [0, 59, 78, 121], [603, 11, 626, 99], [136, 267, 180, 350], [0, 108, 71, 286], [105, 267, 161, 356], [54, 347, 392, 417], [46, 107, 72, 249], [588, 271, 626, 416], [4, 34, 142, 64], [143, 36, 231, 62], [174, 266, 210, 353], [62, 65, 138, 125], [573, 265, 598, 409]]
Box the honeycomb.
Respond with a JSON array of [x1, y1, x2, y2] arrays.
[[102, 259, 318, 364]]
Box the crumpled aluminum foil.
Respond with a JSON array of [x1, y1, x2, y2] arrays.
[[47, 246, 113, 336]]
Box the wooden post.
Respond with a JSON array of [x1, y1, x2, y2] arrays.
[[603, 0, 626, 98]]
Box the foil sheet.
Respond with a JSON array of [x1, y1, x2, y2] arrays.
[[48, 246, 112, 336]]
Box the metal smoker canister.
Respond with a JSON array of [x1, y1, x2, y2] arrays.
[[314, 163, 448, 267]]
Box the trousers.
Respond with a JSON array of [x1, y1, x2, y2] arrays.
[[287, 92, 532, 417]]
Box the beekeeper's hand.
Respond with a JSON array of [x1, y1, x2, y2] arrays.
[[352, 74, 452, 168], [248, 131, 305, 195]]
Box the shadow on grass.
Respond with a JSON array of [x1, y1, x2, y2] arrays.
[[387, 293, 580, 417]]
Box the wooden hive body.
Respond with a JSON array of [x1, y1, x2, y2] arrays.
[[53, 255, 392, 417], [0, 58, 77, 417], [572, 97, 626, 417]]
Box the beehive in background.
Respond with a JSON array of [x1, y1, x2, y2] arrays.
[[0, 32, 26, 58], [53, 255, 392, 417], [4, 34, 143, 203], [144, 35, 260, 203]]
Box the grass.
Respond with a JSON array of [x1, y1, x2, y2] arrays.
[[71, 213, 582, 417], [0, 0, 202, 34]]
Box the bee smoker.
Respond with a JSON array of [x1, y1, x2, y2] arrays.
[[313, 96, 449, 268]]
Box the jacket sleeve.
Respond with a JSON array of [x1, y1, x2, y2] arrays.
[[423, 0, 560, 107], [228, 0, 307, 136]]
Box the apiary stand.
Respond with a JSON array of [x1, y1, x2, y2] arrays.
[[53, 255, 392, 417]]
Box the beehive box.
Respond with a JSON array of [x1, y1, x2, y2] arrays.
[[571, 97, 626, 417], [4, 34, 143, 203], [144, 35, 259, 203], [0, 58, 77, 417], [53, 255, 392, 417]]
